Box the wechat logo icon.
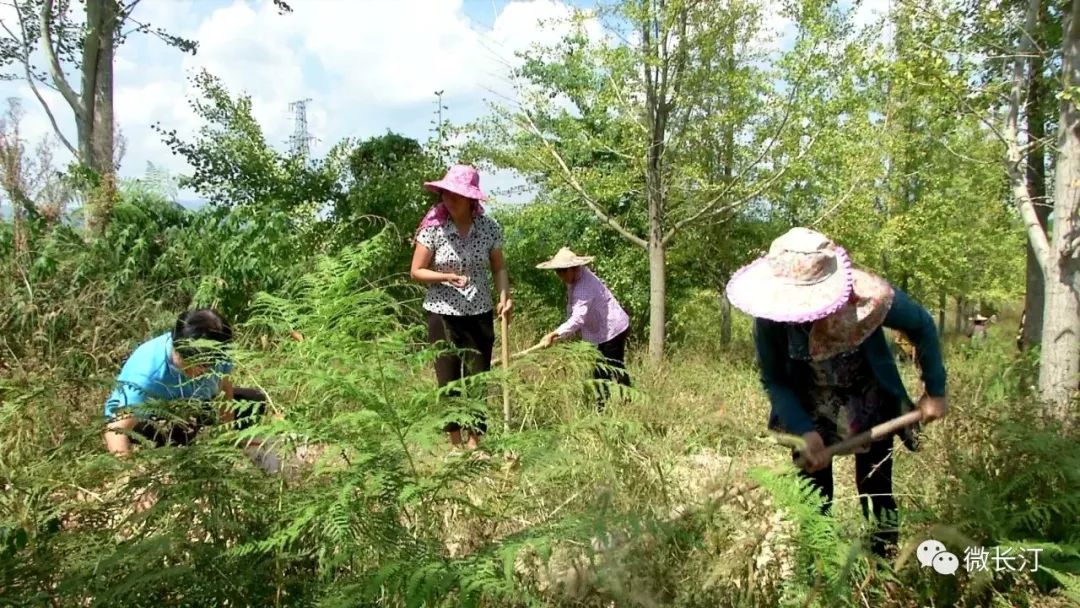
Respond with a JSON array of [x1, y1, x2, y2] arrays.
[[917, 539, 960, 576]]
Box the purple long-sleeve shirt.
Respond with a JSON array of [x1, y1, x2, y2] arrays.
[[555, 268, 630, 345]]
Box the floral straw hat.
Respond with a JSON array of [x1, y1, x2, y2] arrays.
[[726, 227, 895, 360], [536, 247, 595, 270], [424, 165, 489, 201]]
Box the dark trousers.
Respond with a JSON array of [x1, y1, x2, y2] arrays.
[[427, 311, 495, 434], [594, 329, 631, 411], [796, 437, 898, 557], [132, 387, 266, 447]]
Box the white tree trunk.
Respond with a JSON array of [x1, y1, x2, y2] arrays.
[[1023, 41, 1050, 349], [1033, 0, 1080, 414], [1038, 259, 1079, 412], [648, 238, 666, 363], [1039, 0, 1080, 411]]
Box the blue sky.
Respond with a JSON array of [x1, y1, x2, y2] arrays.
[[0, 0, 886, 208]]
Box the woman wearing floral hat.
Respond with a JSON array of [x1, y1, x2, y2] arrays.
[[411, 165, 512, 451], [726, 227, 949, 558], [536, 248, 631, 411]]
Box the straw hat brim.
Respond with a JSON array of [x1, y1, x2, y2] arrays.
[[536, 255, 594, 270], [725, 248, 854, 323]]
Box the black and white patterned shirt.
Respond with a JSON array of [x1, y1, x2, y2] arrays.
[[416, 215, 504, 316]]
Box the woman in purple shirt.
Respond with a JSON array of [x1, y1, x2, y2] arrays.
[[536, 248, 631, 410]]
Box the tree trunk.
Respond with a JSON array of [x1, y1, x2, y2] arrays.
[[954, 295, 965, 335], [719, 286, 732, 348], [81, 0, 118, 236], [648, 239, 666, 362], [646, 143, 666, 362], [938, 290, 946, 330], [641, 0, 667, 364], [11, 198, 26, 261], [1023, 42, 1050, 349], [719, 86, 734, 350], [1038, 260, 1080, 412], [1039, 0, 1080, 413]]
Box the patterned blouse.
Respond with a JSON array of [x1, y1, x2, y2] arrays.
[[415, 215, 503, 316]]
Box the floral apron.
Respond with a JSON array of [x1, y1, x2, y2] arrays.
[[805, 348, 891, 452], [785, 323, 893, 451]]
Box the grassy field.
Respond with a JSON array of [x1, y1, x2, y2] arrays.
[[2, 251, 1078, 607]]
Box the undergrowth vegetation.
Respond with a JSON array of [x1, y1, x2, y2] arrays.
[[2, 195, 1079, 606]]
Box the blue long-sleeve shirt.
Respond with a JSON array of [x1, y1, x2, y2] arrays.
[[753, 288, 947, 436]]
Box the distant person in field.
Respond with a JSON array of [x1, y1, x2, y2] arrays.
[[969, 313, 991, 342], [535, 248, 631, 411], [410, 165, 512, 451], [891, 329, 917, 364], [103, 310, 273, 466], [727, 227, 949, 558]]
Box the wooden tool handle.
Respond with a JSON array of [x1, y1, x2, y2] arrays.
[[492, 342, 545, 367], [794, 409, 924, 468], [500, 313, 511, 432]]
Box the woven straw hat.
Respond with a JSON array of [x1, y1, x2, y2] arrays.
[[726, 228, 895, 360], [726, 227, 855, 323], [536, 247, 595, 270]]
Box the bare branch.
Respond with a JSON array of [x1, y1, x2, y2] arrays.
[[519, 110, 649, 248], [810, 176, 867, 228], [25, 73, 77, 157], [39, 0, 83, 121], [657, 0, 672, 105], [810, 107, 899, 227], [1005, 0, 1052, 272], [662, 56, 809, 242], [121, 17, 199, 54], [7, 3, 77, 157], [664, 2, 690, 114], [663, 135, 819, 245], [642, 0, 657, 133], [607, 73, 649, 135], [118, 0, 145, 21]]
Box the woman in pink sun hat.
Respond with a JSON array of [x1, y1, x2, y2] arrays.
[[410, 164, 512, 451], [727, 227, 949, 559]]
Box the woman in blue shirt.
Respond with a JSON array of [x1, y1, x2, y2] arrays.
[[726, 228, 949, 558], [103, 309, 265, 455]]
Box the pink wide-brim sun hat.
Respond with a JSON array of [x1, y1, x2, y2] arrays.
[[424, 164, 489, 201], [725, 227, 855, 323]]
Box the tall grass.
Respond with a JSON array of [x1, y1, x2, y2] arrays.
[[2, 221, 1078, 606]]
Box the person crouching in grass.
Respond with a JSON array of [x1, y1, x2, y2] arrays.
[[103, 308, 275, 472]]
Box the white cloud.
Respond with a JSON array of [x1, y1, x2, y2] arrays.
[[182, 1, 307, 142], [852, 0, 892, 30], [294, 0, 596, 107], [0, 0, 599, 203]]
